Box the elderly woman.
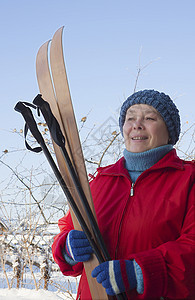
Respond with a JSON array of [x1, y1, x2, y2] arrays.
[[52, 90, 194, 299]]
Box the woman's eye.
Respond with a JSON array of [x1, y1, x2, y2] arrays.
[[146, 117, 155, 120]]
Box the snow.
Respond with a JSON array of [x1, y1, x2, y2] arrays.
[[0, 288, 76, 300], [0, 231, 79, 298]]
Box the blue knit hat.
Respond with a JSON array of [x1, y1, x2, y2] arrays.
[[119, 90, 181, 145]]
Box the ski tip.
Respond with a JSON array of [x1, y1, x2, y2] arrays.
[[55, 26, 65, 33], [36, 26, 65, 59]]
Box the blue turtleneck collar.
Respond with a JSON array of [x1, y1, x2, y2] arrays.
[[124, 144, 173, 182]]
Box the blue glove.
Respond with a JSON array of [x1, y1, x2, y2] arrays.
[[66, 230, 93, 262], [91, 260, 137, 296]]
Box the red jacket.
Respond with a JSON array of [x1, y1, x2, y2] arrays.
[[52, 149, 195, 299]]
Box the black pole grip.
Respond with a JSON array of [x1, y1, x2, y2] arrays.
[[14, 102, 44, 152], [33, 94, 65, 148]]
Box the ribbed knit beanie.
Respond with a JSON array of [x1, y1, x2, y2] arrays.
[[119, 90, 181, 145]]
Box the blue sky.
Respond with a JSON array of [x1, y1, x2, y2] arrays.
[[0, 0, 194, 155]]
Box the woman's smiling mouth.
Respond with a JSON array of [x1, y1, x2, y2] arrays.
[[131, 136, 148, 140]]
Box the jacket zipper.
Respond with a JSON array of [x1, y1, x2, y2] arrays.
[[115, 181, 135, 258], [130, 182, 134, 196]]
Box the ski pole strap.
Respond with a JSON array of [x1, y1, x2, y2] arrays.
[[33, 94, 65, 148], [14, 101, 43, 153]]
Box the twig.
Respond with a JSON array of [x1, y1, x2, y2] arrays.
[[98, 132, 120, 167], [134, 47, 160, 92], [0, 159, 48, 224]]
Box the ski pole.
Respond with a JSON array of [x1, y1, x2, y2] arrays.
[[14, 101, 105, 263], [15, 101, 128, 300], [33, 94, 111, 262]]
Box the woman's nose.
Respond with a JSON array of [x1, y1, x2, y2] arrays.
[[133, 119, 144, 130]]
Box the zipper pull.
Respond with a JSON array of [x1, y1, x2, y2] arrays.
[[130, 183, 134, 196]]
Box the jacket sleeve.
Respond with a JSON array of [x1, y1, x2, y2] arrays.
[[130, 183, 195, 299], [52, 210, 83, 277]]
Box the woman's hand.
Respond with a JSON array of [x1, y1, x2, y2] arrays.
[[66, 230, 93, 262], [92, 260, 137, 296]]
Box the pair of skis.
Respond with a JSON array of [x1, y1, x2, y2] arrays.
[[15, 27, 127, 299]]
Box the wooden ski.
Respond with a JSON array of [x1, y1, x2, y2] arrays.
[[36, 27, 108, 299]]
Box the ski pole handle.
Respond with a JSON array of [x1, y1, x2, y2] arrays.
[[33, 94, 65, 148], [14, 101, 44, 152]]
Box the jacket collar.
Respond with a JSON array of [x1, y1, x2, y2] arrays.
[[97, 149, 184, 176]]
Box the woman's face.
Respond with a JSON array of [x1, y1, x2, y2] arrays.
[[123, 104, 169, 153]]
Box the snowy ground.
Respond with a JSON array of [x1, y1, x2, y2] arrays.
[[0, 229, 79, 299], [0, 288, 76, 299]]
